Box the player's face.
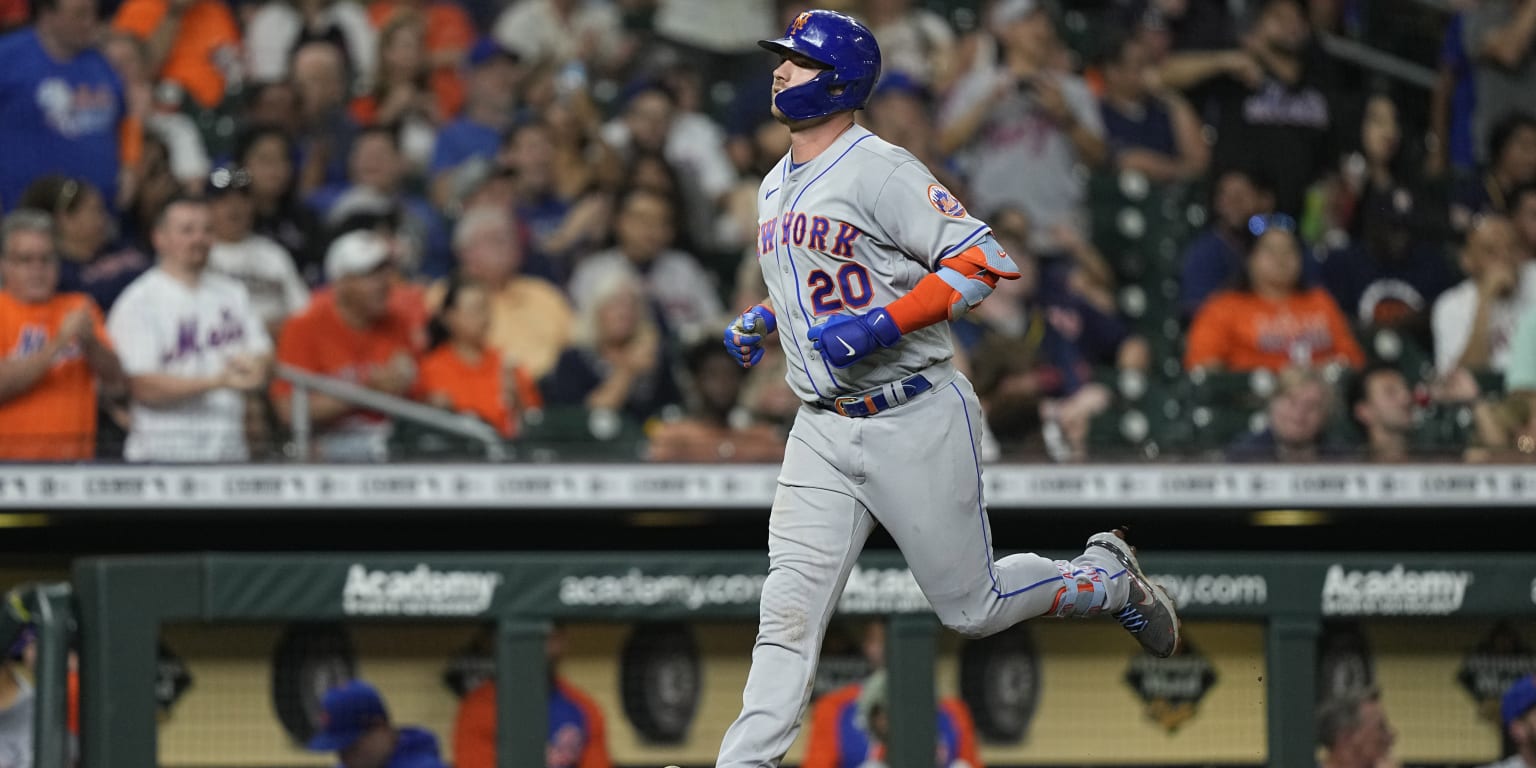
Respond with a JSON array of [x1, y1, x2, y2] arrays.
[[339, 726, 393, 768], [154, 203, 213, 274], [770, 54, 835, 128], [1513, 708, 1536, 751], [0, 230, 60, 304]]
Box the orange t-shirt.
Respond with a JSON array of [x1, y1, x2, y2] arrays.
[[0, 293, 110, 461], [367, 0, 474, 117], [1184, 287, 1366, 372], [415, 345, 541, 437], [270, 298, 419, 410], [454, 678, 611, 768], [113, 0, 241, 109]]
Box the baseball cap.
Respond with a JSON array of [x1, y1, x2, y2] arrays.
[[991, 0, 1044, 28], [307, 680, 389, 752], [1503, 675, 1536, 728], [324, 230, 391, 282], [467, 37, 518, 68]]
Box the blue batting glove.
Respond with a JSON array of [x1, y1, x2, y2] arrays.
[[724, 305, 777, 368], [807, 308, 902, 369]]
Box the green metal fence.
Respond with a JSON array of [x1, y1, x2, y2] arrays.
[[31, 551, 1536, 768]]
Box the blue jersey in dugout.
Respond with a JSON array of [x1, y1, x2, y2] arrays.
[[0, 28, 124, 212]]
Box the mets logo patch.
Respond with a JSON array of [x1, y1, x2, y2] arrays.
[[927, 185, 966, 218]]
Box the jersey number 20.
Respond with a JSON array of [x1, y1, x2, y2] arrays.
[[808, 264, 873, 315]]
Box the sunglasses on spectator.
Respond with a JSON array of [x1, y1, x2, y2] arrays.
[[1248, 213, 1297, 237]]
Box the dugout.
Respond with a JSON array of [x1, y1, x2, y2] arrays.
[[8, 550, 1526, 768]]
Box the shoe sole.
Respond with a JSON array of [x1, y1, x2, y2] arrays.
[[1087, 529, 1181, 658]]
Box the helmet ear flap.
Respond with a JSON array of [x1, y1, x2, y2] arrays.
[[759, 9, 882, 121]]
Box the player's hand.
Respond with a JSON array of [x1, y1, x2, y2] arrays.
[[724, 305, 776, 368], [807, 308, 902, 369]]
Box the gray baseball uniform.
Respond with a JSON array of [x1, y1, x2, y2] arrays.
[[715, 124, 1133, 767]]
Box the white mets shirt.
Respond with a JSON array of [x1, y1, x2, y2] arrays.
[[107, 267, 272, 462]]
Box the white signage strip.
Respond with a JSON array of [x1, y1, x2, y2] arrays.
[[0, 464, 1532, 509]]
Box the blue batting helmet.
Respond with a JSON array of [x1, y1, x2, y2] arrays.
[[758, 10, 882, 122]]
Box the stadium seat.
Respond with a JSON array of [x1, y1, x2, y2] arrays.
[[1086, 382, 1194, 459], [388, 419, 505, 462], [516, 407, 649, 462]]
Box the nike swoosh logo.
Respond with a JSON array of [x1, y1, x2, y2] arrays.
[[872, 315, 883, 325], [764, 187, 780, 200], [838, 337, 857, 357]]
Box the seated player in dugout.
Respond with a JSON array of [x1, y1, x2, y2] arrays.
[[306, 679, 449, 768], [453, 623, 611, 768], [802, 621, 981, 768]]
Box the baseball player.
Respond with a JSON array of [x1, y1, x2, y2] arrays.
[[713, 11, 1180, 768]]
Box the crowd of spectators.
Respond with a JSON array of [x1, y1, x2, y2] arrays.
[[0, 0, 1533, 464]]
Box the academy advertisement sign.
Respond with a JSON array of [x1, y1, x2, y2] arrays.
[[558, 570, 767, 611], [555, 565, 931, 614], [1321, 564, 1473, 616], [342, 564, 503, 616], [1149, 573, 1268, 608]]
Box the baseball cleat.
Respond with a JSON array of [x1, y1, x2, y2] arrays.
[[1085, 528, 1180, 658]]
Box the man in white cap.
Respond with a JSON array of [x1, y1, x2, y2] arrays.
[[272, 229, 420, 461]]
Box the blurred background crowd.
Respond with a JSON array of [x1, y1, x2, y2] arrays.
[[0, 0, 1533, 465]]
